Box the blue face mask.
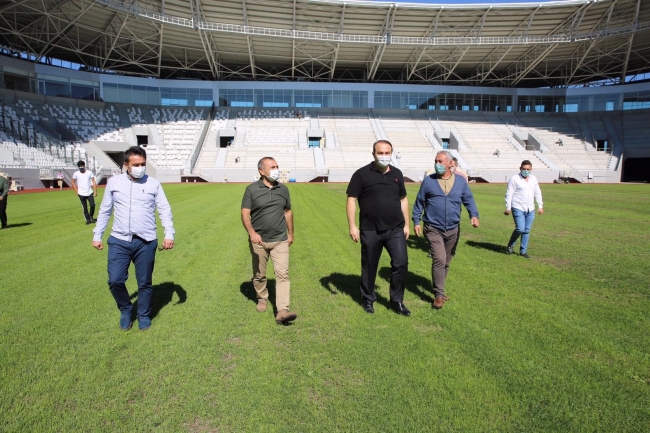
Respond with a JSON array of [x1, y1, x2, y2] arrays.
[[520, 169, 530, 178], [79, 167, 86, 173], [435, 163, 447, 175]]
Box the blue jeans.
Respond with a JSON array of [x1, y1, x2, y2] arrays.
[[508, 208, 535, 253], [107, 235, 157, 319]]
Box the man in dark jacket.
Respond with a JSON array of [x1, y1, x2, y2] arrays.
[[412, 151, 479, 310]]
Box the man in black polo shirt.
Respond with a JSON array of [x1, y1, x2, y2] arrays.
[[241, 157, 297, 325], [346, 140, 411, 316]]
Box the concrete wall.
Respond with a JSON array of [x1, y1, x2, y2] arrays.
[[0, 148, 15, 163], [1, 168, 42, 189]]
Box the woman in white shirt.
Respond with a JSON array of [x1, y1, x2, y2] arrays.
[[504, 160, 543, 258]]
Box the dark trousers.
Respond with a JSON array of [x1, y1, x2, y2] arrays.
[[0, 195, 6, 227], [424, 225, 459, 298], [78, 194, 95, 222], [107, 235, 158, 319], [360, 227, 408, 303]]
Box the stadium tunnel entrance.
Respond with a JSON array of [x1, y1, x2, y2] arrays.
[[106, 152, 125, 168], [622, 158, 650, 182]]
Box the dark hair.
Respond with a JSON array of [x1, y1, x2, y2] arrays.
[[124, 146, 147, 163], [77, 160, 85, 167], [373, 139, 393, 153], [520, 160, 532, 168]]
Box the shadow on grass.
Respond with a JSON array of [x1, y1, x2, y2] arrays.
[[378, 267, 433, 304], [129, 282, 187, 319], [239, 279, 277, 315], [465, 240, 508, 254], [319, 272, 390, 310], [3, 222, 33, 229], [406, 234, 430, 254]]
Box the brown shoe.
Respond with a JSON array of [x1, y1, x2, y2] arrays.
[[432, 296, 449, 310], [256, 299, 268, 313], [275, 309, 297, 324]]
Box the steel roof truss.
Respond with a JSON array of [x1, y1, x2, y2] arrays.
[[36, 1, 95, 62], [621, 0, 642, 81], [100, 13, 128, 69], [193, 0, 221, 79], [242, 0, 256, 79], [502, 2, 594, 86], [329, 2, 345, 81], [405, 7, 443, 81], [367, 4, 396, 82]]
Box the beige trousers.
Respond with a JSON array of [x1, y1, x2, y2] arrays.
[[250, 240, 291, 311]]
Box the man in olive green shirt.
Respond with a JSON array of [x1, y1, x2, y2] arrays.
[[241, 157, 297, 325], [0, 172, 8, 229]]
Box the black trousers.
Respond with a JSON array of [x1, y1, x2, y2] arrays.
[[78, 194, 95, 222], [0, 195, 7, 227], [360, 226, 408, 303]]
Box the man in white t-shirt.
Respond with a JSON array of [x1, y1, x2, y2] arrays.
[[504, 160, 543, 258], [72, 160, 98, 225]]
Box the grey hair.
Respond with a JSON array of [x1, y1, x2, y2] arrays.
[[257, 157, 276, 170], [436, 150, 453, 162]]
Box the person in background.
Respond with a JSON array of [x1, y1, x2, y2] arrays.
[[92, 146, 175, 331], [57, 171, 64, 190], [505, 160, 543, 259], [72, 161, 98, 225], [346, 140, 411, 316], [451, 157, 468, 181], [0, 171, 8, 229], [241, 157, 297, 325], [412, 150, 480, 310]]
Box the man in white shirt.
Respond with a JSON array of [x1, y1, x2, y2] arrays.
[[72, 161, 97, 225], [504, 160, 544, 258], [92, 146, 175, 331]]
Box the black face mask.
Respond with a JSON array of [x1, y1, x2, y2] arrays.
[[79, 167, 86, 173]]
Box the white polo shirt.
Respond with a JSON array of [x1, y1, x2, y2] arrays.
[[73, 170, 96, 196]]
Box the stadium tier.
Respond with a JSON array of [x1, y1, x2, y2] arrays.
[[0, 92, 636, 184]]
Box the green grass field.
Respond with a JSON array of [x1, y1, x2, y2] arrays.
[[1, 183, 649, 432]]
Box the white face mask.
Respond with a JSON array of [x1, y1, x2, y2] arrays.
[[376, 155, 391, 167], [129, 166, 146, 179], [267, 169, 280, 181]]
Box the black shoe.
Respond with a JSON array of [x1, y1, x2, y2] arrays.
[[521, 252, 531, 259], [91, 218, 97, 223], [390, 301, 411, 317], [85, 220, 93, 225], [363, 300, 374, 314], [507, 245, 514, 255]]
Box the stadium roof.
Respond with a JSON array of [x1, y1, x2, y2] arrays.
[[1, 0, 650, 87]]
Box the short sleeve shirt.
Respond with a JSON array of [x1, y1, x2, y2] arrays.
[[72, 170, 95, 196], [241, 180, 292, 243], [346, 163, 407, 231]]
